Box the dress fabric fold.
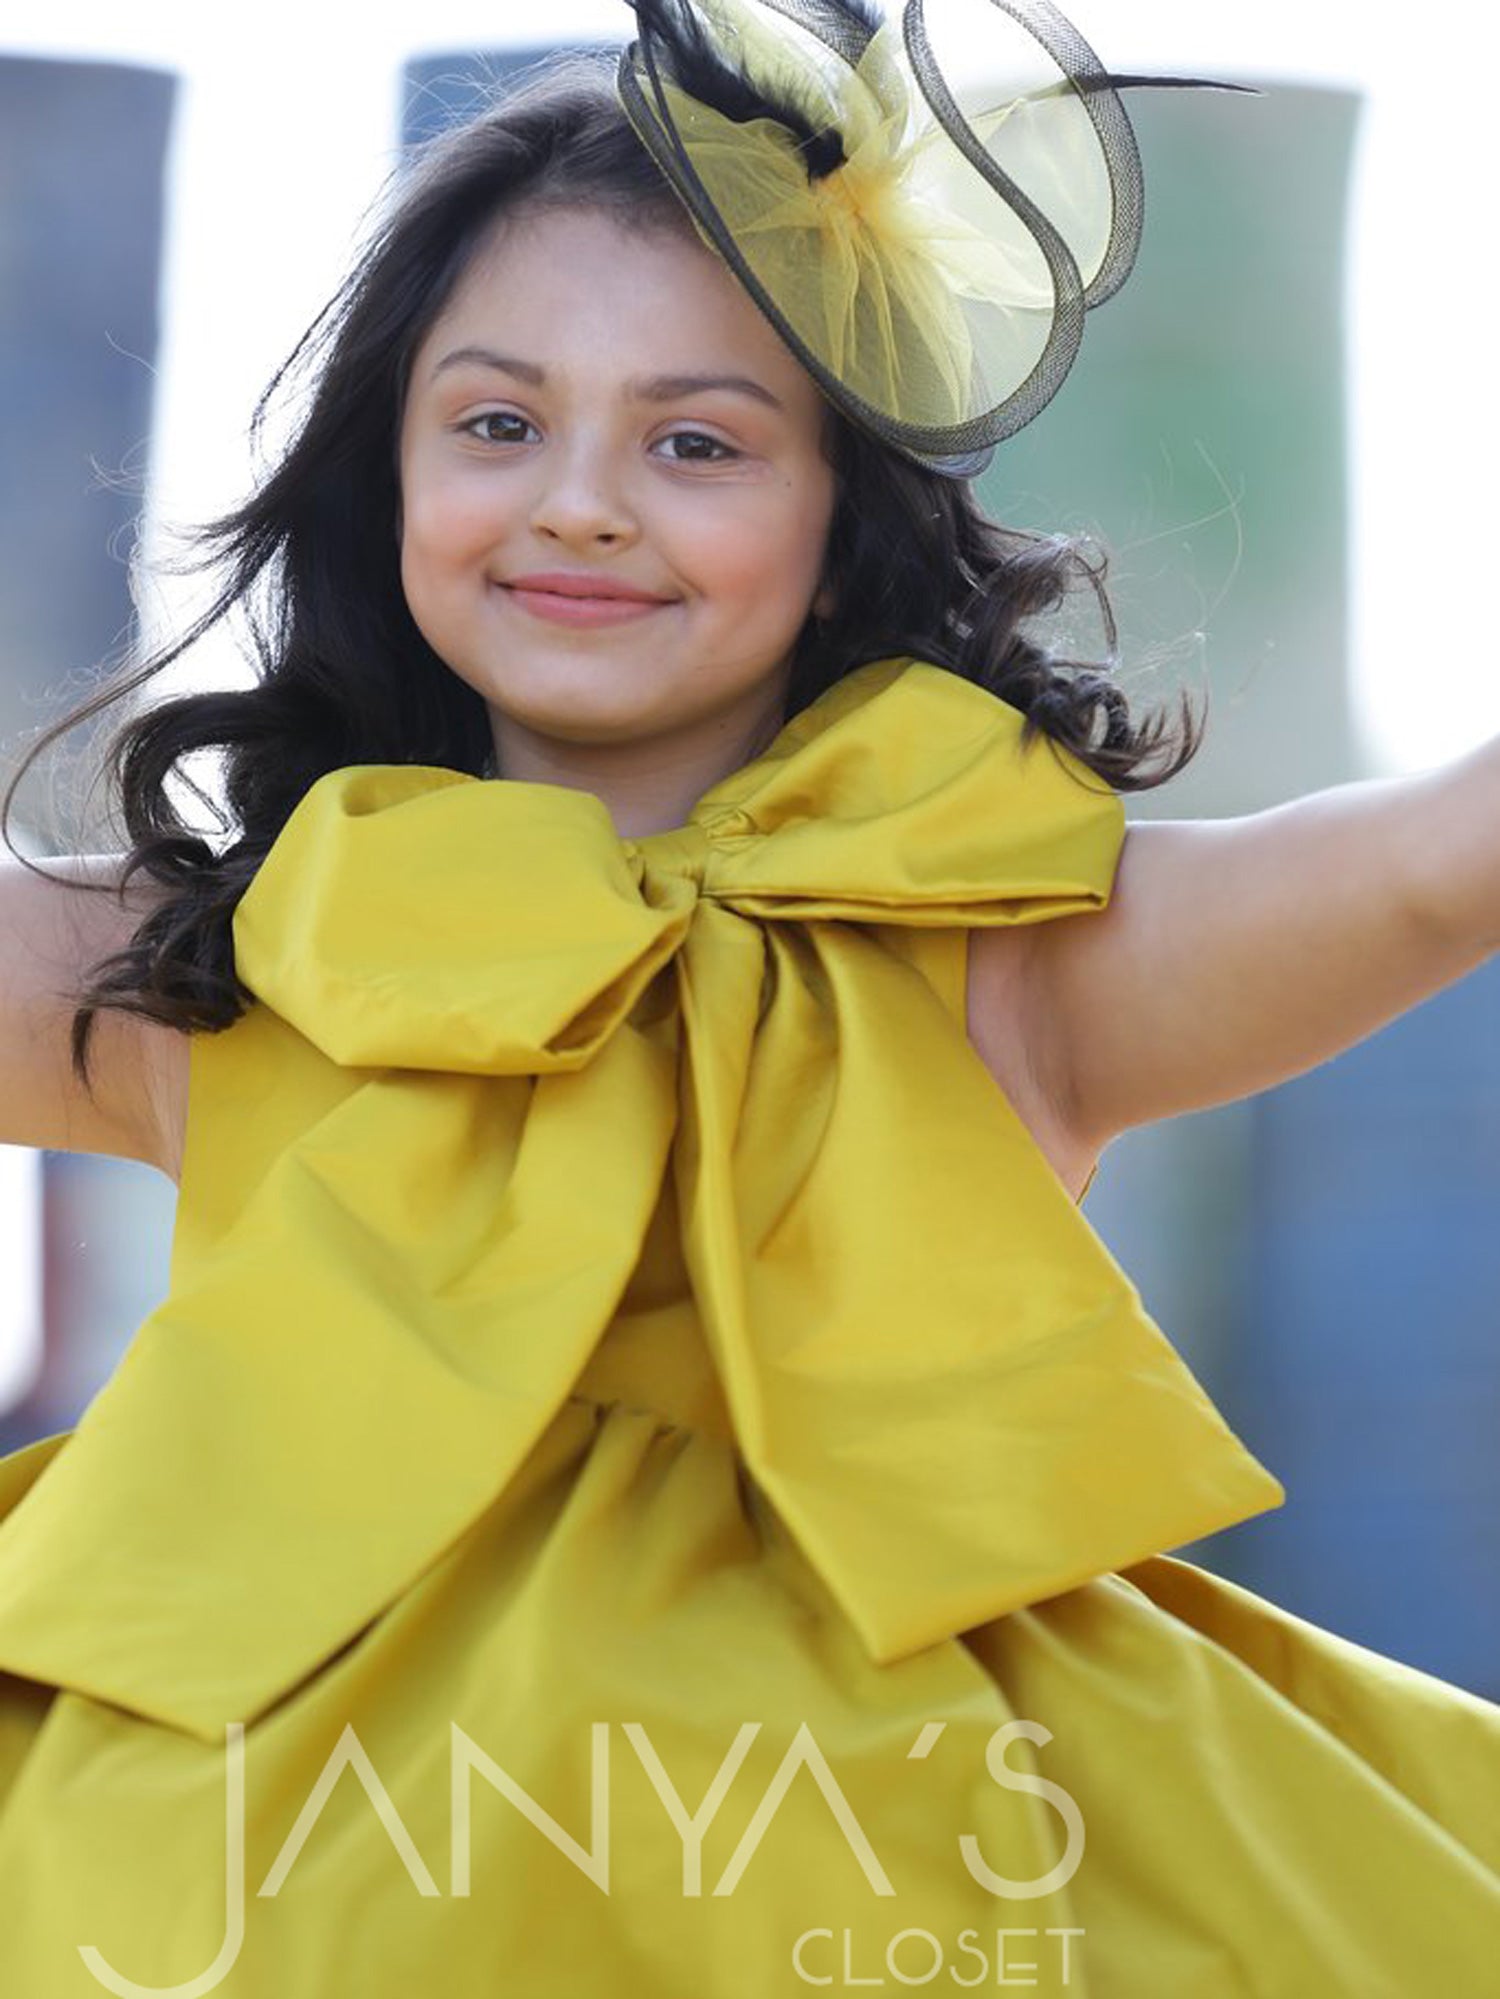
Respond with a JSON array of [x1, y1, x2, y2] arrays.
[[0, 654, 1496, 1997]]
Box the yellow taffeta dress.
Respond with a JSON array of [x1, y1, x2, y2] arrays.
[[1, 655, 1498, 1998]]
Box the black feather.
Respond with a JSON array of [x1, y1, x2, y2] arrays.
[[627, 0, 884, 181]]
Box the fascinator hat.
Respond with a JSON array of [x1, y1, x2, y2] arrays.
[[617, 0, 1236, 477]]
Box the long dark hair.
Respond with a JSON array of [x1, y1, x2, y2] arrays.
[[1, 52, 1204, 1096]]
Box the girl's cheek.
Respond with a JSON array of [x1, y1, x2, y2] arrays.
[[674, 492, 815, 588], [407, 480, 503, 559]]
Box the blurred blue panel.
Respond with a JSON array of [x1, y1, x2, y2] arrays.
[[0, 57, 175, 771], [0, 56, 177, 1455], [0, 1153, 174, 1455], [1225, 959, 1500, 1700]]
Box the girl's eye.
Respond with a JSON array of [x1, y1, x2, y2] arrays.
[[456, 416, 736, 461], [461, 411, 536, 445], [657, 430, 738, 464]]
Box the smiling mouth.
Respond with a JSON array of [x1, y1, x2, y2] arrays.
[[499, 583, 673, 627]]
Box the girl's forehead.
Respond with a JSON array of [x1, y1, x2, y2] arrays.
[[443, 205, 735, 321], [418, 205, 822, 408]]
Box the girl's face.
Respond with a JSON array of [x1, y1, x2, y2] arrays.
[[397, 204, 838, 767]]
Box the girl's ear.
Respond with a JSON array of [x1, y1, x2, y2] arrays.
[[813, 579, 836, 622]]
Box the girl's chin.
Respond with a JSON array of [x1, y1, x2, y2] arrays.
[[476, 680, 688, 745]]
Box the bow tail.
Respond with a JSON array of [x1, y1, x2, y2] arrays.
[[0, 1023, 680, 1743], [678, 913, 1285, 1667]]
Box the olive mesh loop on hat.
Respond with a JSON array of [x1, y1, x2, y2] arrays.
[[617, 0, 1146, 475]]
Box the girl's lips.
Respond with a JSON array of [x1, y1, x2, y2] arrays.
[[501, 584, 672, 629]]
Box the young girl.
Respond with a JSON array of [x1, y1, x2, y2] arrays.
[[1, 2, 1497, 1993]]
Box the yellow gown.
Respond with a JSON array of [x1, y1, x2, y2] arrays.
[[0, 655, 1496, 1997]]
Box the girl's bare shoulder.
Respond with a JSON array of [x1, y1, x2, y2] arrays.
[[0, 850, 188, 1181]]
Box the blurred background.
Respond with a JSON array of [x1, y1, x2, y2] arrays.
[[1, 2, 1497, 1699]]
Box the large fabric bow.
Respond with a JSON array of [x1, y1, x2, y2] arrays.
[[0, 658, 1283, 1744]]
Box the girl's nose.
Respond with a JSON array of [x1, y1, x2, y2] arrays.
[[527, 435, 640, 550]]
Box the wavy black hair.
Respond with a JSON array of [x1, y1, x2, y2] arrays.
[[1, 50, 1204, 1096]]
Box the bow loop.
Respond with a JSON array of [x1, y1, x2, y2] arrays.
[[695, 653, 1124, 926], [233, 767, 693, 1076]]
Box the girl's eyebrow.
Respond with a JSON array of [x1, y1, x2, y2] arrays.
[[427, 345, 785, 412]]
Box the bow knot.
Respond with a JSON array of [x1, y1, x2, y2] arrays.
[[623, 818, 717, 896]]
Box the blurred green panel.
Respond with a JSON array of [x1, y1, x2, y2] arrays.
[[980, 83, 1363, 815]]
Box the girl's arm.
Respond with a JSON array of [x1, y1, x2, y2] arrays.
[[0, 854, 179, 1169], [1017, 731, 1500, 1155]]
